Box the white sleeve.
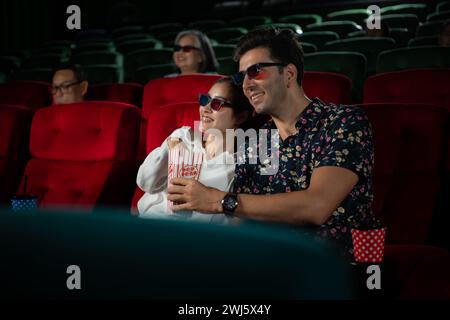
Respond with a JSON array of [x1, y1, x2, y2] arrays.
[[136, 140, 169, 194], [136, 127, 192, 194]]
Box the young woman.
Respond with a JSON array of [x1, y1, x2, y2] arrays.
[[171, 30, 219, 75], [136, 77, 253, 223]]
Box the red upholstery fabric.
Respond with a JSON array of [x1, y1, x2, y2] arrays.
[[364, 69, 450, 172], [0, 104, 33, 203], [359, 103, 447, 244], [303, 71, 352, 105], [363, 69, 450, 109], [85, 83, 144, 107], [0, 81, 51, 109], [21, 160, 138, 210], [131, 102, 199, 210], [138, 74, 222, 160], [146, 102, 199, 154], [19, 101, 141, 210], [385, 245, 450, 299], [30, 102, 140, 161], [131, 188, 144, 215]]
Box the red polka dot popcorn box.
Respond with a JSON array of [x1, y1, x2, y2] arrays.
[[167, 144, 204, 212], [351, 227, 387, 263]]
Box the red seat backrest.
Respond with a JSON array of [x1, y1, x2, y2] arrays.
[[359, 103, 447, 244], [19, 101, 141, 211], [363, 69, 450, 109], [385, 244, 450, 299], [0, 104, 34, 203], [303, 71, 352, 105], [85, 83, 144, 107], [138, 74, 222, 160], [146, 102, 199, 154], [0, 81, 51, 109], [363, 68, 450, 172]]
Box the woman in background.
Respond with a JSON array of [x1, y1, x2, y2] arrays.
[[171, 30, 219, 75]]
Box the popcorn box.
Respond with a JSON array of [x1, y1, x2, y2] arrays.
[[167, 145, 203, 212], [351, 227, 387, 263]]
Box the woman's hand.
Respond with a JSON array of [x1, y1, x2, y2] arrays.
[[167, 178, 226, 213], [168, 138, 182, 150]]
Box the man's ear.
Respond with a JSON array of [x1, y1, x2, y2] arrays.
[[285, 64, 298, 87], [80, 81, 88, 96]]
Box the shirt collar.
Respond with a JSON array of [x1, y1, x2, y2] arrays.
[[294, 97, 324, 130], [262, 97, 325, 131]]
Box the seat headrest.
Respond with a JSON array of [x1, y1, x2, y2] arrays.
[[30, 101, 140, 161]]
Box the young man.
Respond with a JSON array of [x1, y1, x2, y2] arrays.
[[51, 64, 88, 105], [167, 27, 379, 258]]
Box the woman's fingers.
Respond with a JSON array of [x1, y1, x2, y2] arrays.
[[168, 138, 182, 149]]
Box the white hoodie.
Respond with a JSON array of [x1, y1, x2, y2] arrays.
[[136, 126, 235, 224]]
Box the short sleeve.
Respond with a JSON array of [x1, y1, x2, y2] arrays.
[[232, 130, 260, 194], [314, 106, 374, 181]]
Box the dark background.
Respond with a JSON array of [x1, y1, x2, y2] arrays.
[[1, 0, 425, 51]]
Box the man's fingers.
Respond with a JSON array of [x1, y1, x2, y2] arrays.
[[167, 184, 185, 194], [167, 194, 186, 202], [172, 202, 191, 212]]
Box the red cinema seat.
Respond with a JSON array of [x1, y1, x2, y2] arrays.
[[385, 245, 450, 299], [18, 101, 141, 211], [363, 69, 450, 108], [303, 71, 352, 105], [131, 101, 199, 212], [85, 83, 144, 107], [0, 81, 51, 109], [139, 74, 222, 160], [0, 104, 34, 203], [363, 70, 450, 233], [146, 102, 200, 153], [359, 103, 447, 244]]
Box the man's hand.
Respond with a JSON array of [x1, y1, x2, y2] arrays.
[[167, 178, 226, 213]]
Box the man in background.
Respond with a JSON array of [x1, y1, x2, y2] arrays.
[[51, 64, 88, 105]]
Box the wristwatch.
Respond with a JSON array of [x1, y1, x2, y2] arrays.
[[221, 193, 238, 215]]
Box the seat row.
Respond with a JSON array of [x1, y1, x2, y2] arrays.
[[1, 99, 448, 246]]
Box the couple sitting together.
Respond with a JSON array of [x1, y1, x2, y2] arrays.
[[136, 27, 380, 259]]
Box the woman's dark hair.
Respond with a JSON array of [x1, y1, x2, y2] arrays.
[[214, 76, 254, 130], [233, 27, 304, 86], [174, 30, 219, 73]]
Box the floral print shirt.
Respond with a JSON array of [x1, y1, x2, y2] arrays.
[[233, 98, 380, 260]]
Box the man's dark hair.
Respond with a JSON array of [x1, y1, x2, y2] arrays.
[[52, 64, 87, 82], [233, 27, 304, 86]]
